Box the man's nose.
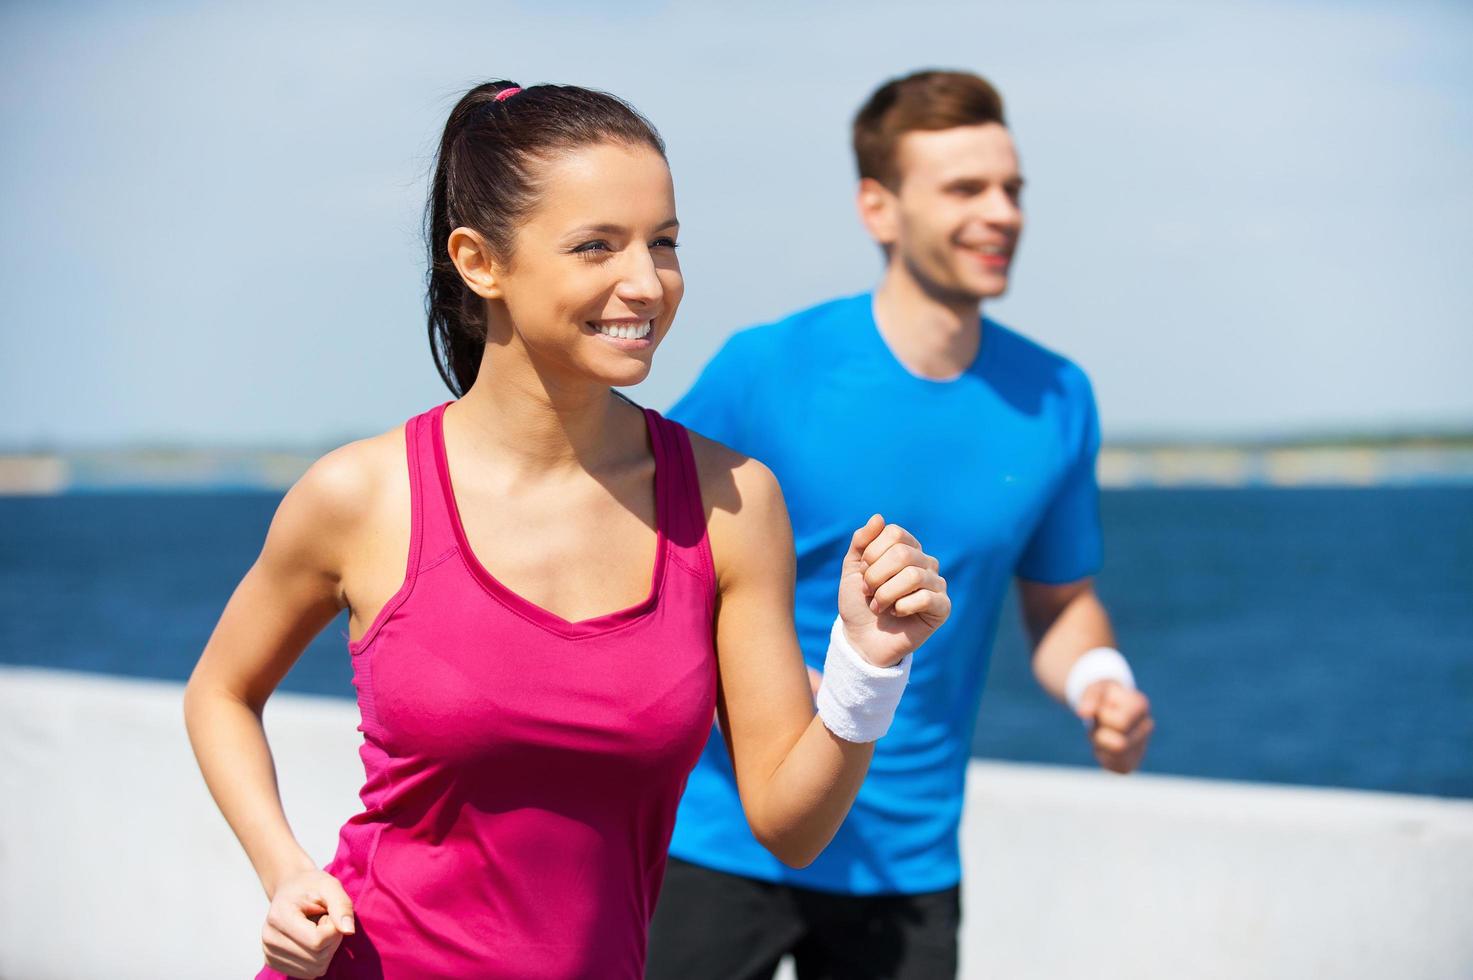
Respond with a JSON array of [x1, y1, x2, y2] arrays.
[[979, 187, 1022, 229]]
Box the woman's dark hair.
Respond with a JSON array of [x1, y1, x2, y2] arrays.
[[426, 81, 667, 395]]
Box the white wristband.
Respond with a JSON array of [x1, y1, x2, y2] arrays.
[[815, 617, 911, 743], [1065, 647, 1136, 711]]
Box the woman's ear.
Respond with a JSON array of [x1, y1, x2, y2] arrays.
[[855, 177, 900, 248], [447, 227, 504, 300]]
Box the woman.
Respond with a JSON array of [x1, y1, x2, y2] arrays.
[[184, 80, 951, 980]]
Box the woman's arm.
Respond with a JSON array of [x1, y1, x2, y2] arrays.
[[183, 441, 389, 974], [700, 442, 949, 868]]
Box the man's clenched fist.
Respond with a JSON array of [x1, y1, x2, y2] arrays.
[[1076, 681, 1153, 773]]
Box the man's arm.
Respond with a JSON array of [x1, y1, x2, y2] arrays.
[[1017, 577, 1153, 774]]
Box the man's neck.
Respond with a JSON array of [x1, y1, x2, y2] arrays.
[[871, 264, 983, 381]]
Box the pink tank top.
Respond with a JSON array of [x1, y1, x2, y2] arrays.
[[257, 402, 718, 980]]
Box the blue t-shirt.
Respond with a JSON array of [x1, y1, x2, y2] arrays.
[[667, 293, 1103, 895]]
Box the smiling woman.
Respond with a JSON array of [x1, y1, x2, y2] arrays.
[[423, 83, 679, 395], [443, 139, 681, 386], [182, 79, 952, 980]]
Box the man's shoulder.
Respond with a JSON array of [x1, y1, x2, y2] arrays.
[[722, 293, 871, 359], [984, 318, 1093, 398]]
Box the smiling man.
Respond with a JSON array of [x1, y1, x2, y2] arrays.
[[646, 70, 1155, 979]]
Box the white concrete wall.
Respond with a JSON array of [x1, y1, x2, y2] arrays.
[[956, 761, 1473, 978], [2, 666, 1470, 980]]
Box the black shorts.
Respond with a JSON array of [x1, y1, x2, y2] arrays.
[[646, 858, 961, 980]]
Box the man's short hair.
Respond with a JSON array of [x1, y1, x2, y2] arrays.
[[852, 70, 1007, 189]]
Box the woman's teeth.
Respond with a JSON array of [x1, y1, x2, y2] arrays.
[[591, 321, 652, 340]]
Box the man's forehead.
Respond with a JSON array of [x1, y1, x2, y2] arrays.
[[896, 123, 1019, 181]]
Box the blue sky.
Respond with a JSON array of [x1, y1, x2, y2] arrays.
[[2, 0, 1470, 448]]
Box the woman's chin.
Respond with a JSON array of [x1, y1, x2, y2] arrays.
[[593, 358, 655, 389]]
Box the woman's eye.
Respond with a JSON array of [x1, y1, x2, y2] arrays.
[[652, 238, 680, 249], [572, 240, 611, 254]]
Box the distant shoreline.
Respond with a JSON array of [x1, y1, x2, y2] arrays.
[[4, 439, 1473, 493]]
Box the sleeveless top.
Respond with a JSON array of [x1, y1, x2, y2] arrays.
[[256, 402, 718, 980]]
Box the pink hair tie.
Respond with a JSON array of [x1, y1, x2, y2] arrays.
[[494, 86, 522, 102]]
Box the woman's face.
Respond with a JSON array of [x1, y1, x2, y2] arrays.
[[490, 141, 682, 388]]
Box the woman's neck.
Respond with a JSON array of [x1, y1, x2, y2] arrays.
[[451, 348, 636, 480]]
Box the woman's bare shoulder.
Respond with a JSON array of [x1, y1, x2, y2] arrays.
[[684, 429, 791, 586], [685, 430, 783, 517], [265, 425, 409, 566], [295, 426, 405, 518]]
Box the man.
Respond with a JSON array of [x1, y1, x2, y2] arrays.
[[647, 70, 1155, 979]]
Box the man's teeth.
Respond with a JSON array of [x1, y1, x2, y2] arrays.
[[591, 321, 652, 340]]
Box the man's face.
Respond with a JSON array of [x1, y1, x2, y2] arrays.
[[871, 123, 1024, 303]]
